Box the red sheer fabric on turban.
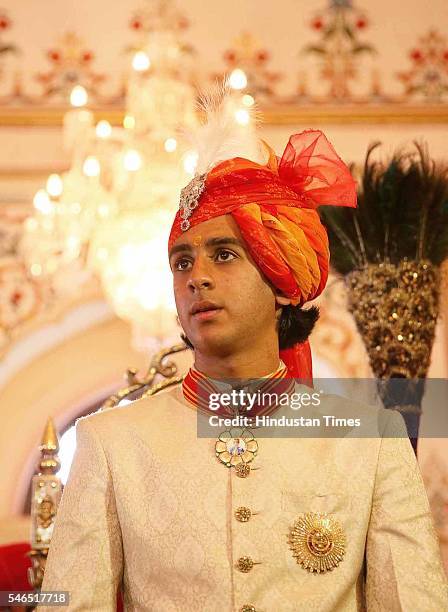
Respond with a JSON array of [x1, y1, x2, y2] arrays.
[[169, 130, 357, 379]]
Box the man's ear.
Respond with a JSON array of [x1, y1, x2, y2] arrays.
[[275, 293, 292, 306]]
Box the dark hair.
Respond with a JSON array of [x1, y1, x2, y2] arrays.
[[180, 304, 319, 350]]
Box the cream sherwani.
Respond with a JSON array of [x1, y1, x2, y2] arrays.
[[40, 383, 448, 611]]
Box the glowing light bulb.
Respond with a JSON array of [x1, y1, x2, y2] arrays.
[[123, 115, 135, 130], [70, 85, 88, 107], [96, 120, 112, 139], [229, 68, 247, 90], [183, 151, 198, 175], [242, 94, 255, 107], [30, 264, 42, 276], [132, 51, 150, 71], [98, 203, 111, 217], [164, 138, 177, 153], [33, 189, 53, 215], [66, 235, 80, 256], [46, 174, 63, 197], [123, 149, 142, 171], [235, 108, 250, 125], [83, 156, 100, 177]]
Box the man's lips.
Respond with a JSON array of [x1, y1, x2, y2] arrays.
[[192, 308, 223, 321], [190, 300, 223, 320]]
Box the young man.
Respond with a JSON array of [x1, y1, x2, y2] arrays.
[[40, 102, 448, 611]]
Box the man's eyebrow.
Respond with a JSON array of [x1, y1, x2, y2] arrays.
[[204, 236, 244, 249], [169, 236, 244, 259], [169, 242, 192, 258]]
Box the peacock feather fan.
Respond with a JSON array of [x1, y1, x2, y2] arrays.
[[319, 141, 448, 275]]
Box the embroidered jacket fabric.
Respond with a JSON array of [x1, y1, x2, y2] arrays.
[[39, 385, 448, 611]]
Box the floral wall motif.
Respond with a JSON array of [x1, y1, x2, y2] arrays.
[[299, 0, 376, 101], [36, 32, 113, 105], [397, 30, 448, 102], [0, 2, 196, 106], [127, 0, 195, 81], [0, 16, 121, 105], [128, 0, 191, 45], [213, 32, 282, 101], [0, 1, 446, 106], [0, 9, 17, 58]]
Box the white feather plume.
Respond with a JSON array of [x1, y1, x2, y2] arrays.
[[183, 80, 267, 175]]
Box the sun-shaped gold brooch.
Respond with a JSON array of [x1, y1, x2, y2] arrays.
[[288, 512, 346, 573]]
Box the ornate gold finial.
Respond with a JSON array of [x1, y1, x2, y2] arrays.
[[39, 418, 60, 474], [288, 512, 346, 573], [41, 418, 59, 452], [28, 418, 63, 589]]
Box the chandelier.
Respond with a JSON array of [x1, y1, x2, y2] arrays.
[[20, 0, 254, 346]]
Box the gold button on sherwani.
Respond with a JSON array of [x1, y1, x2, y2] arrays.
[[236, 556, 260, 573], [235, 506, 256, 522]]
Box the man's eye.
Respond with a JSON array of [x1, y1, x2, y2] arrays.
[[215, 249, 236, 262], [174, 258, 191, 271]]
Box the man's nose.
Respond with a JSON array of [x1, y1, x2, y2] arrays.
[[187, 257, 214, 292]]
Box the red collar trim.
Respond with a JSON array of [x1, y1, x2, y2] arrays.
[[182, 363, 294, 417]]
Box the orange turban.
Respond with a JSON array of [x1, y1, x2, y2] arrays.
[[169, 130, 357, 379]]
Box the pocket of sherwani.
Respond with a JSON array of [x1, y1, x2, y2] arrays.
[[281, 490, 349, 514]]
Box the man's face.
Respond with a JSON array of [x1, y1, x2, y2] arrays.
[[169, 215, 279, 357]]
